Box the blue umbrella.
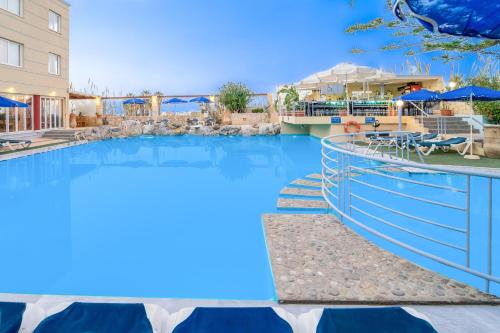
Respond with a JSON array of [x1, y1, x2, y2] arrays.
[[123, 98, 146, 105], [163, 98, 188, 104], [189, 96, 210, 103], [0, 96, 29, 108], [393, 0, 500, 39], [439, 86, 500, 101], [396, 89, 440, 102], [439, 86, 500, 159]]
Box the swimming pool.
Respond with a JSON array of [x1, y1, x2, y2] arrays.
[[0, 135, 321, 300]]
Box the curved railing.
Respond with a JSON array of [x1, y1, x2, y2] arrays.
[[321, 131, 499, 294]]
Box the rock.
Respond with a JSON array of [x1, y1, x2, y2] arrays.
[[219, 126, 241, 136], [121, 120, 142, 136]]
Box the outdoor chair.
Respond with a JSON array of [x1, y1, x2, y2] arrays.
[[418, 137, 468, 156], [0, 138, 32, 151], [168, 307, 295, 333], [299, 307, 437, 333]]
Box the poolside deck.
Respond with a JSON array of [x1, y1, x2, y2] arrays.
[[263, 213, 499, 304]]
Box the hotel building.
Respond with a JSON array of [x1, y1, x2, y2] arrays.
[[0, 0, 69, 136]]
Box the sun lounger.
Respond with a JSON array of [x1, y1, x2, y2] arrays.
[[33, 302, 163, 333], [418, 137, 468, 156], [0, 138, 32, 151], [169, 307, 295, 333], [299, 307, 437, 333]]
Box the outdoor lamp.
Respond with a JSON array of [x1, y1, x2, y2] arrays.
[[396, 100, 404, 107], [449, 81, 457, 89]]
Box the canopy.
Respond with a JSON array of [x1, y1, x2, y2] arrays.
[[123, 98, 145, 105], [295, 63, 394, 89], [393, 0, 500, 39], [439, 86, 500, 101], [396, 89, 440, 102], [163, 98, 188, 104], [190, 96, 210, 103], [0, 96, 29, 108]]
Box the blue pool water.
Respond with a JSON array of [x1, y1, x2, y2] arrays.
[[0, 135, 321, 300]]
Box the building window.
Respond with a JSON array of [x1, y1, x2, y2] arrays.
[[41, 97, 63, 129], [0, 37, 22, 67], [48, 10, 61, 32], [0, 0, 21, 16], [48, 53, 60, 75], [0, 94, 33, 133]]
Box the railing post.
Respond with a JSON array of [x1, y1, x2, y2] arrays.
[[466, 175, 471, 268], [487, 177, 492, 293]]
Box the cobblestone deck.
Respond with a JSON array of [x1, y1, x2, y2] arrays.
[[280, 187, 322, 197], [277, 198, 329, 210], [263, 214, 499, 305]]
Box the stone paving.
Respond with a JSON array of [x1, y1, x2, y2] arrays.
[[263, 214, 499, 304], [277, 198, 329, 210], [280, 187, 322, 197]]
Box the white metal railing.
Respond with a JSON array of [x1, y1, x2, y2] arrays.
[[321, 131, 499, 294]]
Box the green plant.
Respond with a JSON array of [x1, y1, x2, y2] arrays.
[[218, 82, 252, 113], [466, 67, 500, 124], [277, 86, 300, 111], [251, 108, 265, 113]]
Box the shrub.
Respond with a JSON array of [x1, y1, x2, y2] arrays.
[[251, 108, 265, 113], [219, 82, 252, 113]]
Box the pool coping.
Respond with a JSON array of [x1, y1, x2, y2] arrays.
[[0, 141, 87, 162]]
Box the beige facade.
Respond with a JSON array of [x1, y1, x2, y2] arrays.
[[0, 0, 70, 133]]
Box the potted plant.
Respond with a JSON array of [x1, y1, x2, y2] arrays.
[[69, 112, 77, 128], [440, 102, 453, 116], [96, 112, 104, 126]]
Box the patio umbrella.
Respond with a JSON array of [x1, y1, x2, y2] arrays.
[[0, 96, 29, 108], [163, 98, 188, 114], [393, 0, 500, 39], [439, 86, 500, 159], [122, 98, 146, 105], [189, 97, 210, 103], [395, 89, 440, 130], [397, 89, 440, 102], [163, 98, 188, 104], [122, 98, 146, 116]]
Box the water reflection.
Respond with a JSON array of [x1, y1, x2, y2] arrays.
[[0, 135, 322, 298]]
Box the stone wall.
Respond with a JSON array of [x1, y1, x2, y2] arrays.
[[231, 113, 269, 126], [80, 120, 281, 141], [484, 125, 500, 158]]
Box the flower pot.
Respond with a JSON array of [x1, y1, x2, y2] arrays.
[[440, 109, 453, 116], [69, 113, 77, 128], [96, 114, 104, 126]]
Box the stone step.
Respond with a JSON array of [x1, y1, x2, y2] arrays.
[[280, 187, 323, 197], [428, 129, 480, 134], [277, 198, 329, 210], [291, 179, 323, 188]]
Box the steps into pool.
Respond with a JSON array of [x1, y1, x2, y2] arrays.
[[277, 175, 330, 214]]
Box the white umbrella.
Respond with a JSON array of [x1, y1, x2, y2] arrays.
[[295, 63, 388, 89]]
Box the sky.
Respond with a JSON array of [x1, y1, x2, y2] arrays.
[[69, 0, 474, 96]]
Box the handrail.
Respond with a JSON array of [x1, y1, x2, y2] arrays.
[[321, 131, 499, 294], [322, 131, 500, 179]]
